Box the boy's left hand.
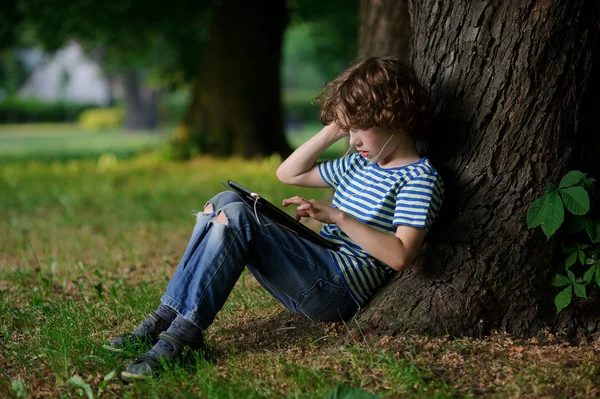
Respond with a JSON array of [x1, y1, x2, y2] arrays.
[[282, 196, 342, 224]]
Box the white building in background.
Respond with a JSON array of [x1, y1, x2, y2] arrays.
[[19, 41, 113, 105]]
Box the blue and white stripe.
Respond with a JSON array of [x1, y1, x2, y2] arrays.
[[318, 154, 444, 305]]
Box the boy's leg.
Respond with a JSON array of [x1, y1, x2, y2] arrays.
[[174, 191, 244, 277], [124, 200, 252, 380], [106, 191, 242, 351], [159, 200, 258, 329], [123, 200, 355, 380], [245, 222, 358, 323], [104, 304, 176, 351], [160, 201, 356, 330]]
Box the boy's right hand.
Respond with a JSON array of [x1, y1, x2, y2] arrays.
[[325, 122, 349, 141]]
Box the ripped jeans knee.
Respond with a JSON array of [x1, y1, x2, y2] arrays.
[[203, 203, 213, 214], [215, 210, 228, 224], [196, 202, 228, 224], [196, 191, 243, 217]]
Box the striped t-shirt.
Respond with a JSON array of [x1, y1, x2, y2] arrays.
[[318, 153, 444, 306]]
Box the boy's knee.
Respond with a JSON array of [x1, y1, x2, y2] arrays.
[[215, 210, 229, 225], [201, 191, 241, 215], [219, 202, 252, 223], [212, 191, 242, 208]]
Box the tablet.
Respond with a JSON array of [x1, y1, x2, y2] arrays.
[[225, 180, 339, 251]]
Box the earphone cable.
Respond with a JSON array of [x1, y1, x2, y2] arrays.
[[251, 194, 299, 236]]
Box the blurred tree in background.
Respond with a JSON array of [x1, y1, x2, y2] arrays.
[[181, 0, 358, 158], [1, 0, 358, 157], [0, 1, 23, 52], [0, 2, 28, 99], [182, 0, 289, 157], [0, 50, 29, 98], [3, 0, 212, 130], [286, 0, 359, 85]]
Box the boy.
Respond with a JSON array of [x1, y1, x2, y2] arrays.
[[109, 55, 444, 382]]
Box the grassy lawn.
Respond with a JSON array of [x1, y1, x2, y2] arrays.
[[0, 122, 345, 164], [0, 124, 168, 163], [1, 125, 599, 398]]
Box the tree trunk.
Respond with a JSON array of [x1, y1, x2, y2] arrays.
[[183, 0, 291, 158], [358, 0, 410, 59], [122, 70, 161, 130], [355, 0, 600, 339]]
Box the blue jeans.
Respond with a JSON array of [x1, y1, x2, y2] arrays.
[[161, 191, 358, 330]]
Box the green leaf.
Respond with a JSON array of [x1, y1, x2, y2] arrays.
[[555, 285, 573, 313], [103, 370, 115, 382], [559, 186, 590, 215], [587, 220, 600, 243], [325, 384, 380, 399], [11, 380, 27, 399], [567, 215, 590, 234], [551, 274, 572, 287], [585, 257, 595, 265], [565, 251, 577, 268], [574, 283, 586, 298], [578, 250, 586, 265], [584, 177, 596, 192], [539, 191, 565, 239], [67, 375, 94, 399], [583, 265, 596, 284], [559, 170, 586, 188], [567, 269, 576, 282], [545, 183, 558, 193], [526, 195, 548, 228], [98, 370, 116, 395]]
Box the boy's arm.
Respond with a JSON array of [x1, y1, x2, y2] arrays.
[[276, 123, 348, 188], [283, 197, 425, 271], [335, 213, 425, 271]]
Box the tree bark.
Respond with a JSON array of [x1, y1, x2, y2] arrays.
[[355, 0, 600, 339], [358, 0, 410, 59], [183, 0, 291, 158], [121, 70, 161, 130]]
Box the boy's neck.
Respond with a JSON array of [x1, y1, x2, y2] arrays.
[[377, 134, 421, 168]]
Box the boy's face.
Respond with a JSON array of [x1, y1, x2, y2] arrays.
[[348, 126, 396, 163], [335, 107, 401, 164]]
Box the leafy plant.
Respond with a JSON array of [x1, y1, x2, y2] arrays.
[[527, 170, 600, 312], [11, 379, 27, 399], [67, 371, 115, 399], [325, 384, 380, 399]]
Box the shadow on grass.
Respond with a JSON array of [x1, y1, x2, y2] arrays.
[[211, 307, 350, 356]]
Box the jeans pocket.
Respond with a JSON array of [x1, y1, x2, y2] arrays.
[[297, 279, 351, 322]]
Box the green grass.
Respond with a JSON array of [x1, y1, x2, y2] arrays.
[[1, 125, 599, 398], [0, 144, 458, 398], [0, 124, 167, 162], [0, 122, 346, 164]]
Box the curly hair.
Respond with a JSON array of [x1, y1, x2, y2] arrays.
[[315, 56, 432, 141]]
